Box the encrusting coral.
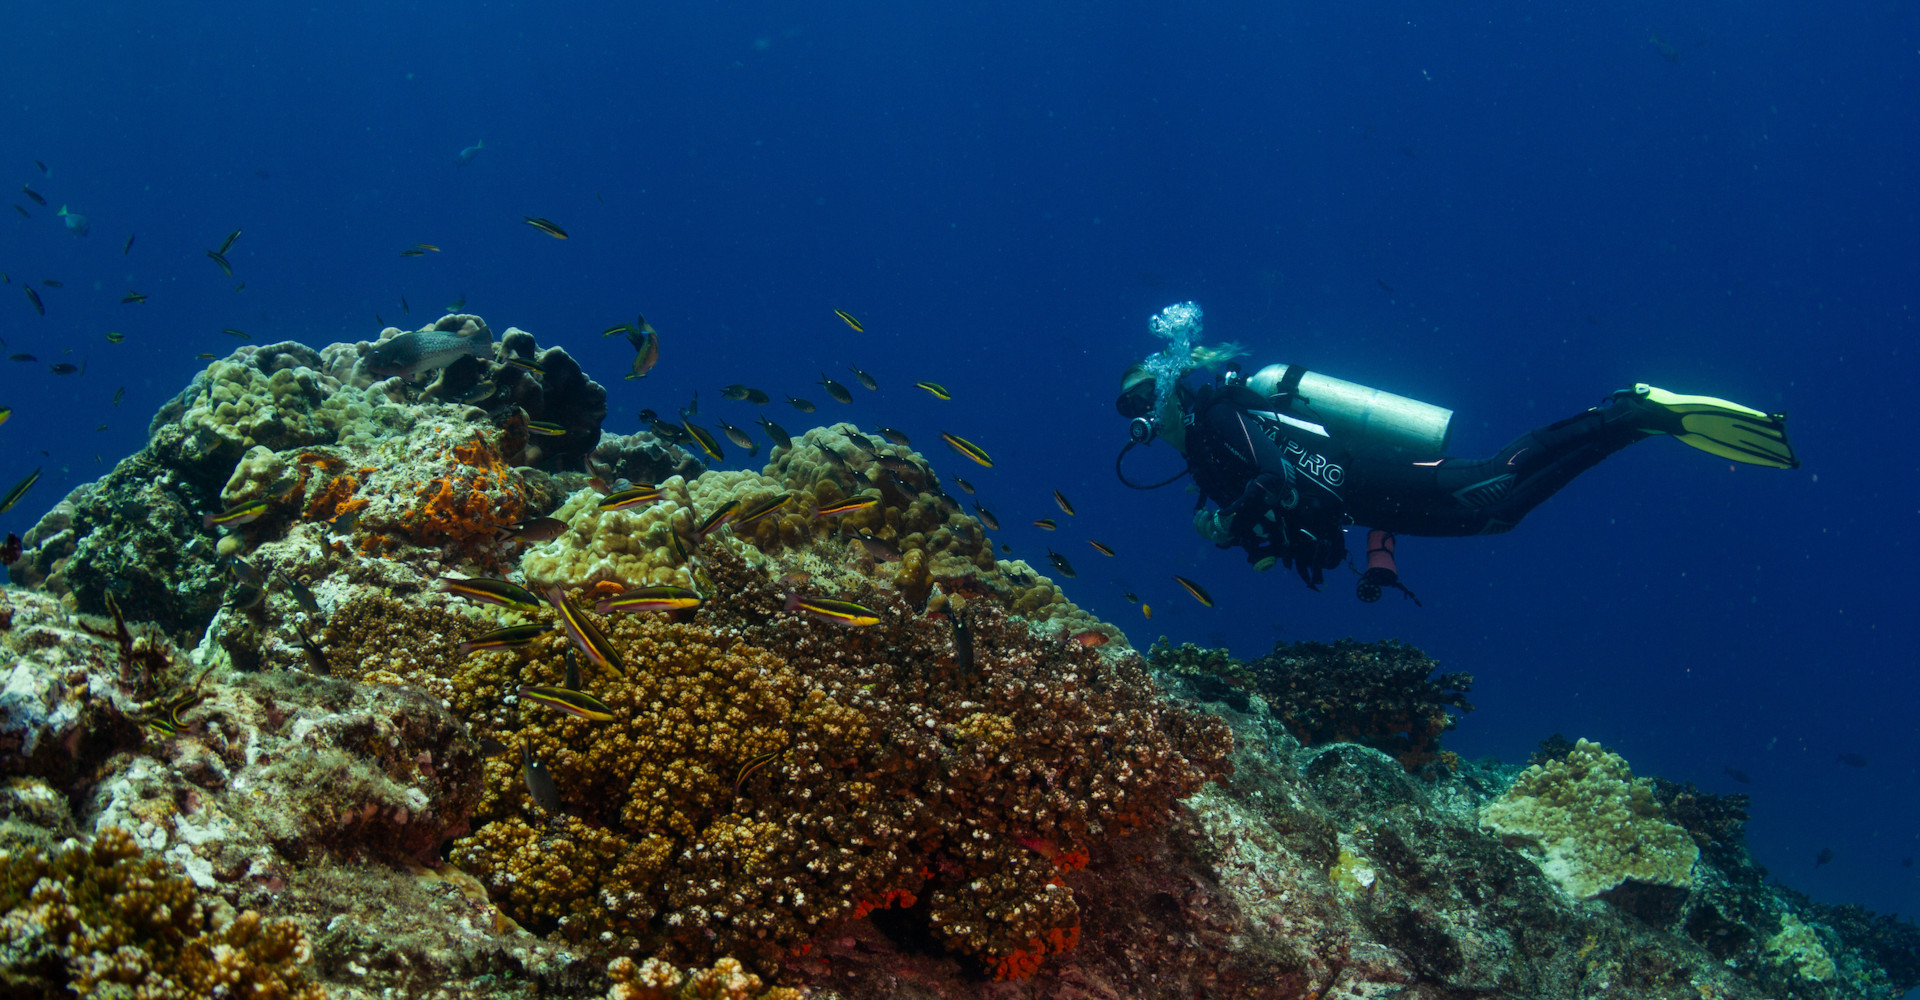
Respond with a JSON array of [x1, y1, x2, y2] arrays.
[[0, 826, 325, 999], [450, 548, 1233, 979], [1479, 737, 1699, 899]]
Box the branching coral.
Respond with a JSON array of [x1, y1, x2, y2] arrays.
[[606, 955, 802, 1000], [0, 826, 325, 999], [1233, 638, 1472, 768], [450, 550, 1232, 980]]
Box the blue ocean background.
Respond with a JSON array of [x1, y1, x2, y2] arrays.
[[3, 0, 1915, 937]]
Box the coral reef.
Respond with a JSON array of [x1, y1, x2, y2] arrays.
[[1, 326, 1913, 1000], [1479, 737, 1699, 899], [1150, 636, 1472, 767], [606, 955, 802, 1000], [592, 430, 707, 487], [0, 825, 324, 999], [451, 552, 1232, 978]]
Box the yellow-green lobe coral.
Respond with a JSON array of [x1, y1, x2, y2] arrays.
[[1764, 912, 1837, 982], [1478, 737, 1697, 899], [0, 826, 325, 999]]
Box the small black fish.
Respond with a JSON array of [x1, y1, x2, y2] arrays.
[[785, 395, 817, 413], [8, 354, 36, 362], [24, 287, 44, 316], [848, 365, 878, 390], [48, 362, 80, 375], [20, 184, 45, 207], [33, 160, 47, 175], [818, 373, 853, 404], [11, 205, 27, 218], [401, 295, 410, 314], [506, 516, 567, 542], [39, 279, 61, 288], [1815, 847, 1834, 867], [123, 233, 135, 255], [1046, 549, 1077, 578], [522, 741, 562, 812], [756, 415, 793, 450], [288, 577, 321, 614], [112, 387, 125, 406], [1722, 766, 1751, 784], [1838, 753, 1869, 768], [293, 621, 329, 672], [854, 533, 900, 562], [950, 606, 975, 677], [717, 419, 758, 455], [877, 426, 911, 447]]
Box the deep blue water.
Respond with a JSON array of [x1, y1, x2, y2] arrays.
[[4, 0, 1916, 932]]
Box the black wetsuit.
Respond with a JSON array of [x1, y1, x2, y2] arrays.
[[1183, 382, 1645, 584]]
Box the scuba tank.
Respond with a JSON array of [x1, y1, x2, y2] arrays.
[[1245, 364, 1453, 458]]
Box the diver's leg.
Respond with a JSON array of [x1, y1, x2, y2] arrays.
[[1348, 404, 1643, 536]]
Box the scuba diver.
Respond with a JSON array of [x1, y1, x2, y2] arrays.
[[1115, 303, 1800, 604]]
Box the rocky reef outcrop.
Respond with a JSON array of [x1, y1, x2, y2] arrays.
[[0, 318, 1912, 999]]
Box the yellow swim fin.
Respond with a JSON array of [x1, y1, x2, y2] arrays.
[[1620, 383, 1800, 469]]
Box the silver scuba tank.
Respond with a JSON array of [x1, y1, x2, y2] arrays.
[[1244, 363, 1453, 457]]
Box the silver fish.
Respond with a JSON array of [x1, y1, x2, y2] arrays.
[[363, 324, 492, 378]]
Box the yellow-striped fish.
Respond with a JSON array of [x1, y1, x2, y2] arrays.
[[458, 623, 553, 655], [201, 497, 267, 530], [518, 685, 616, 722], [523, 216, 569, 239], [1172, 575, 1213, 607], [1032, 518, 1056, 531], [683, 420, 724, 460], [784, 593, 883, 627], [940, 431, 992, 468], [834, 309, 863, 332], [436, 576, 543, 613], [813, 495, 880, 518], [597, 486, 662, 511], [733, 747, 786, 797], [544, 586, 625, 673], [914, 381, 951, 400], [0, 466, 41, 515], [1088, 540, 1115, 557], [697, 499, 742, 540], [735, 492, 795, 528], [1053, 491, 1075, 515], [596, 586, 703, 615]]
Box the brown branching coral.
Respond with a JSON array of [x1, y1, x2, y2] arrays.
[[0, 826, 325, 999], [1194, 637, 1472, 770], [450, 550, 1231, 980]]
